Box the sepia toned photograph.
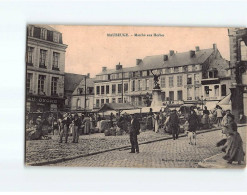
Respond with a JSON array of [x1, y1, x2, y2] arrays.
[[25, 25, 246, 168]]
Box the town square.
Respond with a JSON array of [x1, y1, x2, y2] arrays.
[[25, 25, 247, 168]]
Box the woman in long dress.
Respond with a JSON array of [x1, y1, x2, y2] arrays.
[[222, 114, 245, 164], [154, 113, 159, 133]]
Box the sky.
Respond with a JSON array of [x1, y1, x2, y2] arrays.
[[51, 25, 230, 77]]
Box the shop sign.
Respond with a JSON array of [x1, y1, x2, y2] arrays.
[[28, 96, 58, 104]]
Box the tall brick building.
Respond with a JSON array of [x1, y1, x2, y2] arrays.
[[26, 24, 68, 112]]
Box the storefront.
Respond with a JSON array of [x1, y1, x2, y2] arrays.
[[26, 95, 65, 113]]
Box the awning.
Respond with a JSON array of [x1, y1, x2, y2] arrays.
[[97, 103, 137, 113], [217, 93, 232, 111]]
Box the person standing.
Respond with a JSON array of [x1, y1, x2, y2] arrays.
[[154, 113, 160, 133], [82, 114, 91, 134], [129, 114, 140, 153], [110, 112, 114, 127], [72, 113, 81, 143], [59, 113, 71, 143], [188, 109, 199, 133], [147, 108, 154, 130], [221, 114, 245, 164], [215, 105, 223, 127], [167, 109, 180, 140]]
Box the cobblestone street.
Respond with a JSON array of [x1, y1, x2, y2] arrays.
[[49, 126, 246, 168], [26, 130, 172, 164]]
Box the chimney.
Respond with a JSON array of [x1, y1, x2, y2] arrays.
[[136, 59, 142, 65], [163, 55, 168, 61], [116, 63, 122, 70], [102, 67, 107, 72], [169, 50, 174, 56], [195, 46, 200, 51], [190, 50, 195, 57], [213, 43, 217, 50], [87, 73, 90, 78]]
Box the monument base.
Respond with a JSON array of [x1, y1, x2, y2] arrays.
[[151, 89, 163, 108]]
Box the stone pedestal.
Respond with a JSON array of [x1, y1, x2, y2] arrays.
[[151, 89, 163, 107]]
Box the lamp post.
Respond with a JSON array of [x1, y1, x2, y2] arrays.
[[201, 95, 204, 110]]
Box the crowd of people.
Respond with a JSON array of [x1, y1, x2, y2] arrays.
[[26, 104, 245, 163]]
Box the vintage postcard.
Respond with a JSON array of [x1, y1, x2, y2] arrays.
[[25, 25, 246, 168]]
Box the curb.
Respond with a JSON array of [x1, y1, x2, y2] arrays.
[[27, 126, 238, 166]]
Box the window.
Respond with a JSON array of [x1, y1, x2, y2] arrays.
[[96, 86, 100, 95], [27, 47, 34, 65], [174, 67, 179, 73], [169, 76, 174, 87], [138, 80, 141, 90], [194, 74, 200, 84], [187, 75, 192, 84], [177, 90, 183, 101], [106, 85, 109, 94], [26, 73, 33, 93], [112, 84, 116, 94], [118, 98, 122, 103], [112, 98, 116, 103], [101, 99, 104, 106], [77, 99, 81, 109], [183, 66, 188, 72], [78, 88, 84, 95], [106, 99, 109, 103], [177, 75, 182, 87], [51, 77, 58, 95], [118, 84, 122, 94], [38, 75, 46, 95], [209, 71, 213, 78], [195, 87, 200, 99], [205, 86, 210, 97], [124, 83, 128, 92], [96, 99, 100, 107], [146, 79, 149, 90], [161, 76, 166, 88], [241, 41, 247, 61], [221, 84, 227, 96], [101, 86, 105, 94], [132, 80, 135, 91], [40, 28, 47, 40], [52, 52, 60, 69], [187, 88, 192, 100], [39, 49, 47, 67], [147, 70, 150, 76], [169, 91, 174, 101], [214, 85, 219, 96], [53, 32, 59, 43]]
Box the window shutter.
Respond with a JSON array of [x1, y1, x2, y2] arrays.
[[33, 27, 41, 38]]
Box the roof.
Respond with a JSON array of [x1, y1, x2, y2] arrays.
[[29, 24, 59, 33], [64, 73, 85, 92], [96, 48, 215, 75], [97, 103, 137, 112]]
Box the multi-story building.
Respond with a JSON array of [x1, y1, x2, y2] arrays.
[[26, 24, 68, 112], [64, 73, 85, 111], [228, 28, 247, 118], [70, 75, 95, 112], [94, 44, 230, 109]]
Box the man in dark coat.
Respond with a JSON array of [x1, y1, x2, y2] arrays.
[[129, 114, 140, 153], [188, 110, 199, 132], [167, 109, 180, 140]]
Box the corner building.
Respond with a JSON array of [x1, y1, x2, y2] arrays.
[[26, 25, 68, 112]]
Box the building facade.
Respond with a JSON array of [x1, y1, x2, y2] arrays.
[[228, 28, 247, 118], [26, 24, 68, 112], [70, 76, 95, 112], [94, 44, 230, 109]]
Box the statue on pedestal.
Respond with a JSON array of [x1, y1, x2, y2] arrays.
[[151, 70, 161, 89]]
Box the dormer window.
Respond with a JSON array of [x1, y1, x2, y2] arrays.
[[40, 28, 47, 40]]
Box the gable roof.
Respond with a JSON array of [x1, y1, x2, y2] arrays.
[[64, 73, 85, 92], [96, 48, 215, 75], [72, 78, 95, 95]]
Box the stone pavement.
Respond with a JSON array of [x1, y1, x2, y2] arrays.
[[48, 126, 246, 168], [26, 130, 171, 165]]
